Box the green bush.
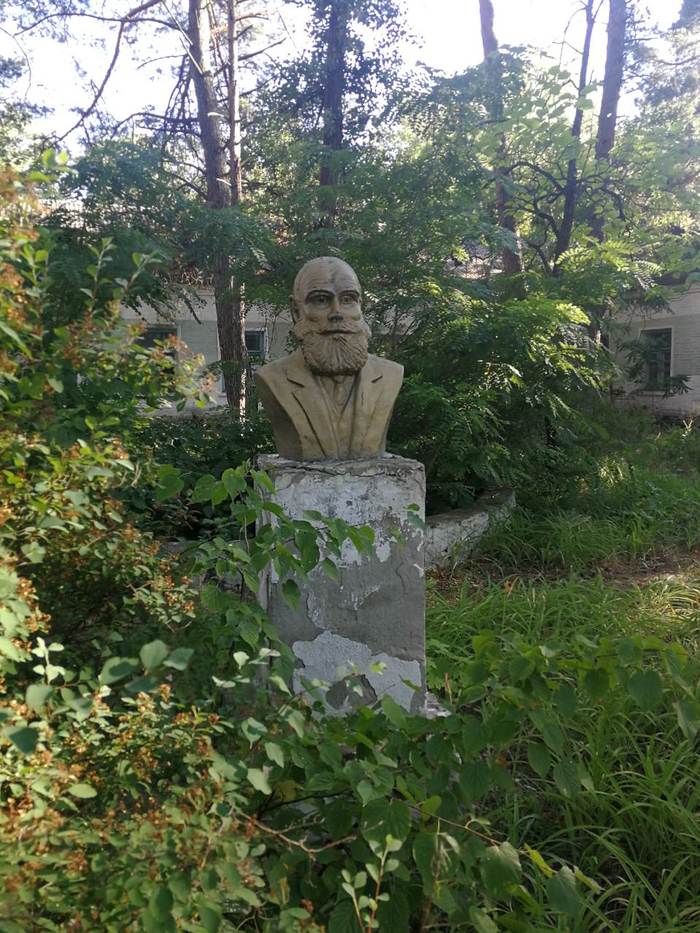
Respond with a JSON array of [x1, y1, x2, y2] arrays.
[[4, 160, 700, 932], [127, 409, 274, 539], [388, 295, 603, 511]]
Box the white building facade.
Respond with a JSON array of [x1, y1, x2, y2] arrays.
[[614, 286, 700, 418], [121, 291, 292, 405]]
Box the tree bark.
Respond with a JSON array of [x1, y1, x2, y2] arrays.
[[319, 0, 349, 224], [590, 0, 627, 240], [554, 0, 597, 263], [188, 0, 246, 414], [226, 0, 247, 409], [478, 0, 524, 278]]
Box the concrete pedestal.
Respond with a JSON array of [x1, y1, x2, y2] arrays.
[[257, 454, 426, 713]]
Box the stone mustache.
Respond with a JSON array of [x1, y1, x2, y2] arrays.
[[255, 257, 403, 460]]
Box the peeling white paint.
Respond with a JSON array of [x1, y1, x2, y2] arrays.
[[292, 631, 421, 711]]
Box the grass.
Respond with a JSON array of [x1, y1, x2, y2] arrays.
[[426, 417, 700, 931]]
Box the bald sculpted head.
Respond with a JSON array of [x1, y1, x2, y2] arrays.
[[291, 257, 371, 376]]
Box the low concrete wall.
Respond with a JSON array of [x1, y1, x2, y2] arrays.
[[425, 488, 515, 570]]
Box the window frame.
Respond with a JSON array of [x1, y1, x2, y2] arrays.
[[217, 327, 267, 393], [639, 325, 673, 393]]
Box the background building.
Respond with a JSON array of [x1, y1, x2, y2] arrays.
[[614, 286, 700, 418], [121, 292, 292, 406]]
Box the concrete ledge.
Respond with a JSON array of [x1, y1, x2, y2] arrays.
[[425, 488, 515, 570]]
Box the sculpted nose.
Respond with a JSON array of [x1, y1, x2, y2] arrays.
[[328, 296, 342, 319]]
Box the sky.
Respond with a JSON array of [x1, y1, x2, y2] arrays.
[[1, 0, 684, 143]]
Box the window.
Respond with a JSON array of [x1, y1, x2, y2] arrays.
[[245, 329, 265, 361], [641, 328, 672, 391], [140, 324, 178, 354], [218, 329, 267, 393]]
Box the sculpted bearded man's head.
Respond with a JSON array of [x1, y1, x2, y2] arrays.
[[291, 257, 372, 376]]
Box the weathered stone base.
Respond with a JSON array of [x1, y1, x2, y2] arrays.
[[257, 455, 426, 714], [425, 488, 516, 570]]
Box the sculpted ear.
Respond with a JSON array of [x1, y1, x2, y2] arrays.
[[290, 294, 300, 324]]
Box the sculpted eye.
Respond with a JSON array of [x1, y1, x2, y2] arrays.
[[341, 294, 355, 304]]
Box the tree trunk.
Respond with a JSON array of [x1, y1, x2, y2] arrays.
[[554, 0, 597, 263], [188, 0, 246, 415], [478, 0, 524, 278], [226, 0, 247, 410], [590, 0, 627, 240], [319, 0, 348, 224]]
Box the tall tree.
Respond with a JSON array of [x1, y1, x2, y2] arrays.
[[318, 0, 349, 222], [478, 0, 524, 277], [554, 0, 600, 263], [188, 0, 247, 412], [268, 0, 405, 230], [589, 0, 627, 240]]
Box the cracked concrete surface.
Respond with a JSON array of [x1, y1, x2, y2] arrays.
[[258, 454, 426, 712]]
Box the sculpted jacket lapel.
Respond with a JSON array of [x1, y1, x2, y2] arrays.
[[352, 357, 385, 454], [286, 351, 335, 459]]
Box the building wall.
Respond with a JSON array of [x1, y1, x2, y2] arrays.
[[614, 286, 700, 418], [121, 290, 292, 406]]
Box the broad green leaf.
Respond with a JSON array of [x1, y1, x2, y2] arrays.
[[99, 656, 138, 685], [459, 759, 491, 805], [222, 467, 246, 498], [191, 474, 218, 503], [164, 647, 194, 671], [197, 899, 222, 933], [154, 466, 184, 502], [247, 768, 272, 795], [20, 542, 45, 563], [68, 783, 97, 799], [553, 760, 580, 799], [413, 833, 440, 890], [328, 898, 358, 933], [285, 709, 305, 738], [530, 710, 565, 755], [527, 742, 551, 778], [376, 891, 410, 931], [547, 866, 583, 918], [584, 667, 609, 700], [674, 699, 700, 741], [469, 907, 498, 933], [148, 884, 173, 919], [325, 800, 354, 839], [210, 482, 228, 506], [264, 742, 285, 767], [628, 669, 663, 711], [25, 683, 53, 712], [140, 640, 169, 670], [241, 717, 267, 744], [361, 798, 410, 844], [321, 558, 339, 581], [5, 725, 39, 755], [480, 842, 522, 898]]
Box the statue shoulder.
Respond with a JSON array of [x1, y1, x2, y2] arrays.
[[368, 354, 403, 382], [255, 351, 297, 387]]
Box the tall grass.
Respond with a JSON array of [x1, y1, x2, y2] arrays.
[[427, 418, 700, 929], [427, 576, 700, 930], [479, 467, 700, 575]]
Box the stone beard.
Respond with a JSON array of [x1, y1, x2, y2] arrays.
[[295, 317, 371, 377]]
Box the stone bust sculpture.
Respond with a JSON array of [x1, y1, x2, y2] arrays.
[[255, 257, 403, 461]]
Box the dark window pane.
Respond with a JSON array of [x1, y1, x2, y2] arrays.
[[141, 325, 177, 352], [245, 330, 265, 359], [642, 328, 672, 390]]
